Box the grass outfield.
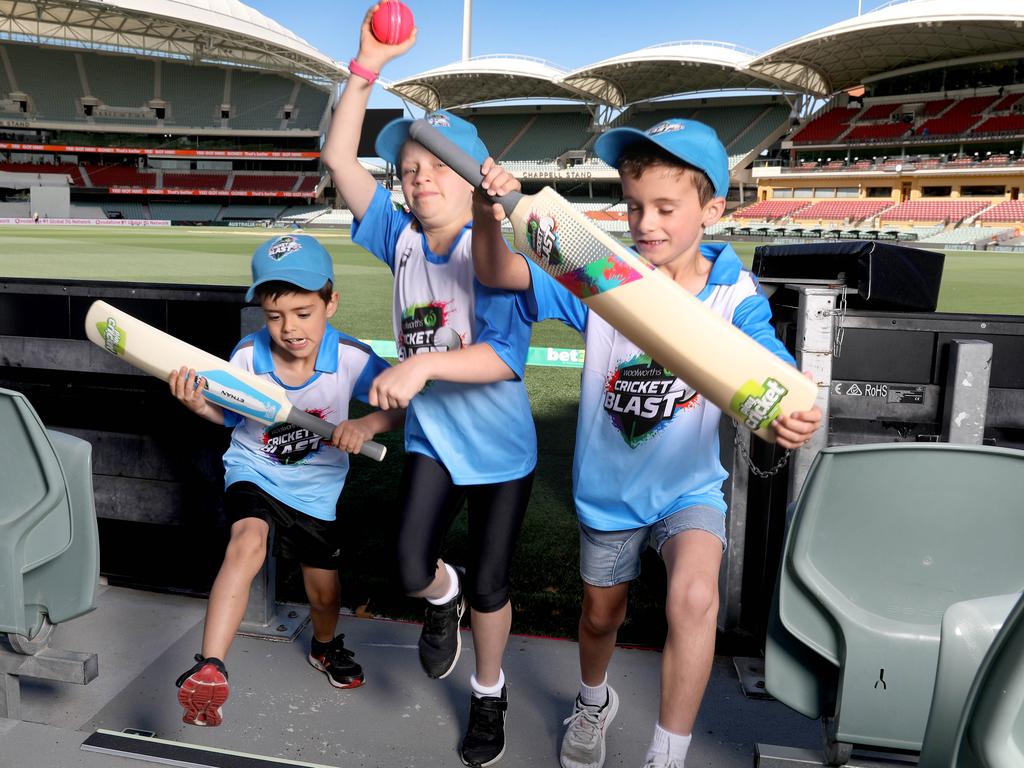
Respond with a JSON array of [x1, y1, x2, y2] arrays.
[[2, 225, 1022, 641]]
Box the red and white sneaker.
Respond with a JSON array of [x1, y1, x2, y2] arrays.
[[175, 654, 229, 726]]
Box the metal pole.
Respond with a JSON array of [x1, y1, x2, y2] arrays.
[[462, 0, 472, 61]]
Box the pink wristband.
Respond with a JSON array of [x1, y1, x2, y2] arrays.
[[348, 59, 379, 85]]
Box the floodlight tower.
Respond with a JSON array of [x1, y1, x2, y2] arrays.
[[463, 0, 472, 61]]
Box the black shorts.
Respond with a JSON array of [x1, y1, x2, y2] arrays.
[[224, 481, 341, 570]]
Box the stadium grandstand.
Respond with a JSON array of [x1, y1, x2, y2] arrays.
[[2, 0, 1023, 248], [0, 0, 346, 224]]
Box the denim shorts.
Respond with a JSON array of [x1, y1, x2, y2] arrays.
[[579, 505, 727, 587]]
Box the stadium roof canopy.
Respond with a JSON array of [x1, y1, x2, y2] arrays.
[[750, 0, 1024, 97], [0, 0, 342, 84], [562, 41, 797, 107], [386, 55, 612, 111]]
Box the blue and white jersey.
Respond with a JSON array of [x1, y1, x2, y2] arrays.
[[522, 242, 797, 531], [221, 325, 390, 521], [351, 185, 536, 484]]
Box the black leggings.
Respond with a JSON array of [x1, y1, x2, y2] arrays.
[[395, 452, 534, 613]]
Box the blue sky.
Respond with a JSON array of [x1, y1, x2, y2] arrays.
[[244, 0, 879, 108]]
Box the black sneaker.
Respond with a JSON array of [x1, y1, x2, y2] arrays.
[[418, 571, 466, 679], [308, 634, 364, 689], [460, 686, 508, 767]]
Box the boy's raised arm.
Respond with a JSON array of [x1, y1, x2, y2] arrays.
[[472, 159, 532, 291], [321, 5, 416, 221]]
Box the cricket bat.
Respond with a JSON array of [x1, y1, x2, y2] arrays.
[[84, 300, 387, 461], [408, 120, 817, 442]]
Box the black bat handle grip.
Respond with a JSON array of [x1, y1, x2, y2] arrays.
[[408, 119, 524, 215], [287, 407, 387, 462]]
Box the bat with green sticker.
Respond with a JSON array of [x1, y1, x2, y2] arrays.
[[408, 119, 816, 441]]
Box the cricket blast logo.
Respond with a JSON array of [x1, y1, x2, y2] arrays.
[[526, 212, 562, 266], [260, 411, 327, 465], [604, 354, 698, 448]]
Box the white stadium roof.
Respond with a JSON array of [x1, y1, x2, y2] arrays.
[[750, 0, 1024, 97], [386, 55, 610, 111], [561, 42, 791, 107], [0, 0, 342, 83]]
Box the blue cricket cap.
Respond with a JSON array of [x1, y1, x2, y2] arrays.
[[376, 109, 489, 166], [595, 119, 730, 198], [246, 234, 334, 302]]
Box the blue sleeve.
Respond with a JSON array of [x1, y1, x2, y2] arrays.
[[352, 350, 392, 405], [223, 410, 243, 428], [733, 293, 797, 367], [473, 279, 530, 380], [349, 185, 412, 271], [520, 258, 588, 333]]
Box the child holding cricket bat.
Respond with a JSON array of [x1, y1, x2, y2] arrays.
[[471, 120, 822, 768], [321, 6, 542, 766], [168, 233, 403, 727]]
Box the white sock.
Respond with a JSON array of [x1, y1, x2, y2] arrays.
[[471, 669, 505, 698], [579, 675, 608, 707], [646, 723, 691, 764], [426, 563, 459, 605]]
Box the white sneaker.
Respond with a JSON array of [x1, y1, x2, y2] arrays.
[[559, 685, 619, 768], [641, 756, 685, 768]]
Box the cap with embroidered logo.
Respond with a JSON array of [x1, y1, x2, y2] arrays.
[[594, 119, 730, 198], [246, 234, 334, 302], [376, 109, 489, 167]]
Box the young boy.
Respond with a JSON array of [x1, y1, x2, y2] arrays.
[[169, 233, 403, 727], [472, 120, 822, 767], [320, 8, 543, 764]]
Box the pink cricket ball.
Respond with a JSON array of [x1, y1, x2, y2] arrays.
[[370, 1, 414, 46]]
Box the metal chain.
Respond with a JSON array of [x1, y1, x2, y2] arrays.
[[734, 430, 792, 479], [824, 284, 848, 358]]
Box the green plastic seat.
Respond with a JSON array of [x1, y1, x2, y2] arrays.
[[0, 388, 99, 645], [922, 590, 1024, 768], [919, 592, 1021, 768], [765, 444, 1024, 758]]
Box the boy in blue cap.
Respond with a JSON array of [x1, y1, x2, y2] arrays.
[[321, 7, 546, 765], [472, 120, 822, 767], [169, 233, 403, 727]]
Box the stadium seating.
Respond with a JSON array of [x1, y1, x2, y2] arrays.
[[860, 103, 900, 120], [979, 200, 1024, 223], [791, 107, 860, 144], [501, 112, 591, 160], [917, 96, 996, 137], [230, 70, 296, 131], [766, 443, 1024, 759], [791, 200, 894, 221], [161, 61, 223, 128], [231, 174, 299, 192], [296, 175, 320, 193], [220, 204, 287, 220], [844, 122, 913, 141], [86, 51, 155, 117], [4, 44, 83, 122], [467, 114, 532, 158], [83, 164, 154, 187], [288, 83, 330, 131], [101, 202, 151, 220], [731, 200, 811, 219], [917, 226, 1013, 246], [991, 93, 1023, 112], [147, 203, 222, 221], [973, 114, 1024, 135], [880, 200, 987, 223], [162, 173, 228, 190]]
